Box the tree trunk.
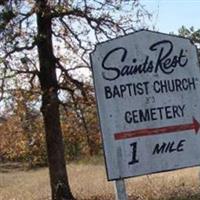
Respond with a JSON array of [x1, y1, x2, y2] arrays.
[[36, 1, 75, 199]]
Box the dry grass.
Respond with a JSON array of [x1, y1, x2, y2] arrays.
[[0, 161, 200, 200]]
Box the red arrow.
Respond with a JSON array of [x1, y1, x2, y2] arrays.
[[114, 117, 200, 140]]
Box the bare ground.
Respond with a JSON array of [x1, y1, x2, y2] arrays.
[[0, 162, 200, 200]]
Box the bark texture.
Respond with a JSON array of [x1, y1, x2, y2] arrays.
[[36, 1, 75, 199]]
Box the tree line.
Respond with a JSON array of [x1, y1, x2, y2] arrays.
[[0, 83, 101, 166], [0, 1, 151, 199]]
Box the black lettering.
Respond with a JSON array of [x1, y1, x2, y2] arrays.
[[153, 142, 166, 154], [153, 139, 186, 155], [126, 83, 133, 96], [121, 65, 130, 76], [153, 81, 160, 93], [178, 49, 188, 66], [150, 108, 157, 120], [119, 84, 126, 98], [157, 107, 164, 120], [132, 110, 139, 123], [136, 82, 144, 95], [175, 79, 182, 91], [124, 111, 132, 124], [102, 47, 126, 81], [125, 104, 185, 124], [101, 40, 188, 81], [165, 106, 173, 119], [153, 78, 197, 94], [168, 79, 175, 92], [129, 142, 139, 165], [150, 40, 174, 74], [178, 104, 185, 117], [165, 142, 171, 153], [172, 106, 180, 118], [168, 141, 177, 153], [188, 77, 196, 90], [139, 109, 150, 122], [104, 86, 112, 99], [182, 78, 189, 90], [177, 139, 186, 152], [113, 85, 121, 98], [143, 81, 149, 95]]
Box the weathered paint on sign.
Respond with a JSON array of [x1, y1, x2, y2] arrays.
[[90, 30, 200, 180]]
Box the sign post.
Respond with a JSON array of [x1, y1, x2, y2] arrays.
[[90, 30, 200, 199], [114, 147, 128, 200], [115, 179, 127, 200]]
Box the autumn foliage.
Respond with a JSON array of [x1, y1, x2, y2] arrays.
[[0, 86, 101, 166], [0, 115, 47, 166]]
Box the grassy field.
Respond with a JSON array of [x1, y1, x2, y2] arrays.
[[1, 161, 200, 200]]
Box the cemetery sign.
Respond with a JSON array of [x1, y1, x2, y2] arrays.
[[90, 30, 200, 180]]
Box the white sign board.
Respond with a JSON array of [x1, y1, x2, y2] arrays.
[[90, 30, 200, 180]]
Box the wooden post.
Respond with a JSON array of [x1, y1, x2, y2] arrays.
[[115, 179, 128, 200]]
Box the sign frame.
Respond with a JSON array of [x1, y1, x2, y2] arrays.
[[90, 30, 200, 181]]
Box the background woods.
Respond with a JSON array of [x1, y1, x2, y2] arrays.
[[0, 0, 150, 199], [0, 86, 100, 164]]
